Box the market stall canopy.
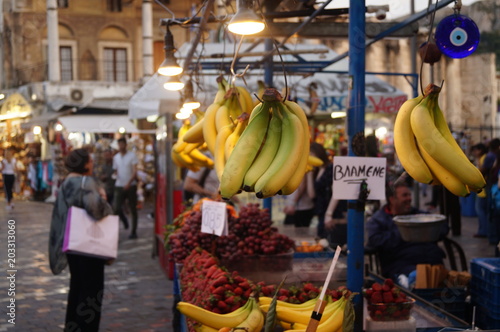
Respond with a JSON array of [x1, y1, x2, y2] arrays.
[[128, 43, 407, 119], [128, 74, 180, 120], [58, 115, 139, 133]]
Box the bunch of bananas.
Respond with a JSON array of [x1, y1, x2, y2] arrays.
[[394, 83, 485, 196], [177, 297, 264, 332], [220, 88, 311, 200], [171, 119, 214, 172], [259, 295, 346, 332]]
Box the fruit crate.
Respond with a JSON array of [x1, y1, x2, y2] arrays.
[[470, 291, 500, 318], [412, 287, 467, 317], [471, 258, 500, 306], [475, 304, 500, 330]]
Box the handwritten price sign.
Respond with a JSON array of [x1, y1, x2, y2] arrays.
[[332, 156, 386, 200], [201, 200, 228, 236]]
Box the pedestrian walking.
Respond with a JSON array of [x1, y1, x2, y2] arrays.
[[1, 147, 18, 212], [48, 148, 113, 332], [112, 137, 139, 239]]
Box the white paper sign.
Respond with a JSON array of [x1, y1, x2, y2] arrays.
[[332, 156, 386, 200], [201, 200, 228, 236]]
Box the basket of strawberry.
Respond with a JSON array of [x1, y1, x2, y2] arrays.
[[364, 278, 415, 321]]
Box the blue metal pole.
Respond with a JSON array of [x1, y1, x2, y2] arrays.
[[348, 0, 365, 330], [263, 38, 274, 215]]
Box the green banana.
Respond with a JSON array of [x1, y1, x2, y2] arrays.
[[255, 103, 305, 198], [220, 102, 271, 200], [242, 105, 282, 192]]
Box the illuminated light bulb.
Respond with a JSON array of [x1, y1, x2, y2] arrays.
[[228, 0, 265, 35]]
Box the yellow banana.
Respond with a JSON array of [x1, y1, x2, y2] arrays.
[[430, 88, 486, 190], [220, 102, 271, 200], [236, 85, 253, 113], [307, 155, 324, 167], [279, 100, 311, 195], [417, 141, 470, 197], [184, 142, 203, 155], [178, 120, 191, 139], [215, 122, 235, 180], [411, 91, 485, 189], [183, 118, 206, 144], [189, 148, 214, 168], [258, 296, 319, 310], [255, 103, 305, 198], [203, 102, 221, 155], [232, 298, 264, 332], [214, 77, 228, 105], [393, 94, 433, 184], [225, 113, 249, 161], [260, 298, 342, 326], [215, 102, 232, 133], [194, 324, 219, 332], [177, 298, 253, 330], [255, 80, 266, 107], [285, 297, 346, 332], [242, 106, 282, 192]]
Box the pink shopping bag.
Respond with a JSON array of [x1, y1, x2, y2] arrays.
[[63, 206, 119, 260]]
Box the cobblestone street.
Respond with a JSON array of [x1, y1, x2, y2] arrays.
[[0, 200, 174, 331]]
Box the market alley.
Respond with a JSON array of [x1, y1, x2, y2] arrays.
[[0, 199, 173, 332]]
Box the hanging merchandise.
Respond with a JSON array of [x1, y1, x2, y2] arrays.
[[434, 13, 480, 59]]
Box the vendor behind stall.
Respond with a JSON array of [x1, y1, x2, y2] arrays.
[[366, 176, 449, 285]]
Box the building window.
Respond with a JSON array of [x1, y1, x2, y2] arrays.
[[107, 0, 122, 12], [57, 0, 69, 8], [103, 48, 127, 82], [60, 46, 73, 81]]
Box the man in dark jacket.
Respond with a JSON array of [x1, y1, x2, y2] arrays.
[[366, 179, 448, 280]]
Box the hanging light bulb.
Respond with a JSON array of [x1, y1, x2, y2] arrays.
[[163, 76, 185, 91], [228, 0, 265, 35], [158, 26, 183, 76], [182, 81, 201, 110], [175, 112, 190, 120]]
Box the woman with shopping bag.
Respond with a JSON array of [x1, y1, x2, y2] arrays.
[[49, 148, 114, 332]]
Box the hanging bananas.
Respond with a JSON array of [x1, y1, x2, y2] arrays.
[[393, 83, 485, 196], [171, 75, 255, 174], [220, 88, 311, 200]]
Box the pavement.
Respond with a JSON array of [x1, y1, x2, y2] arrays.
[[0, 193, 496, 331], [0, 199, 174, 332]]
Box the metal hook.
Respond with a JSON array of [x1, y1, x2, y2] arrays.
[[230, 35, 250, 86]]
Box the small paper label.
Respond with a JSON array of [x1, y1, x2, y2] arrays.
[[201, 200, 228, 236]]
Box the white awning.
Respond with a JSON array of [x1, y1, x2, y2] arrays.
[[128, 74, 180, 119], [58, 115, 139, 133]]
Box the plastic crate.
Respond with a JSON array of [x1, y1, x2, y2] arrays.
[[471, 290, 500, 316], [470, 275, 500, 305], [471, 257, 500, 285], [475, 304, 500, 330], [412, 287, 467, 317]]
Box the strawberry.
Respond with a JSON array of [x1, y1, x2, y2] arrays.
[[382, 291, 394, 303], [278, 288, 290, 297], [364, 289, 373, 298], [371, 291, 383, 303], [233, 287, 243, 296], [382, 284, 391, 292], [303, 282, 315, 292], [371, 282, 382, 291], [278, 295, 289, 302], [217, 300, 228, 310], [384, 278, 395, 288]]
